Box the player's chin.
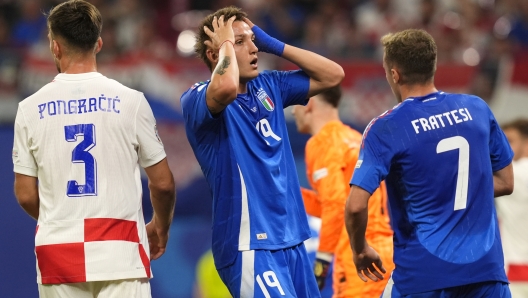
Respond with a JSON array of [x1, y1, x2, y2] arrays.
[[240, 69, 259, 81]]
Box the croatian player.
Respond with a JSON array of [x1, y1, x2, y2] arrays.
[[12, 1, 176, 297], [180, 6, 344, 298], [345, 29, 514, 297]]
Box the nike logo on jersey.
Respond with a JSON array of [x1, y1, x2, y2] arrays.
[[411, 108, 473, 134]]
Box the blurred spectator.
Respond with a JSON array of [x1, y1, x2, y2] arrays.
[[193, 249, 231, 298], [255, 0, 305, 45], [496, 119, 528, 298], [509, 0, 528, 50], [11, 0, 47, 47]]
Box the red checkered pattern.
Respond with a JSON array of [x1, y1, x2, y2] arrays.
[[35, 218, 151, 284]]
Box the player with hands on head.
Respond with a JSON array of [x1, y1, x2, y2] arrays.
[[12, 1, 176, 297], [180, 6, 344, 298], [345, 28, 514, 297]]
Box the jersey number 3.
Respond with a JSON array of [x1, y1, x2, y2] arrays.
[[436, 136, 469, 210], [64, 124, 97, 197]]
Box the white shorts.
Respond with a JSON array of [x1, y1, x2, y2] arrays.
[[38, 278, 151, 298]]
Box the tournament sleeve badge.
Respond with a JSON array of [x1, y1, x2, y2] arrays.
[[256, 88, 275, 111]]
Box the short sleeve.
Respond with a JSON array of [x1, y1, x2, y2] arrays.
[[488, 110, 513, 172], [267, 70, 310, 107], [350, 120, 393, 194], [136, 95, 166, 168], [180, 82, 219, 132], [13, 105, 38, 176]]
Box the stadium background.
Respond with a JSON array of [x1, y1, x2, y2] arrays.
[[0, 0, 527, 297]]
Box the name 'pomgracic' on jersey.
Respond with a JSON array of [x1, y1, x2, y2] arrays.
[[411, 108, 473, 134], [37, 95, 121, 119]]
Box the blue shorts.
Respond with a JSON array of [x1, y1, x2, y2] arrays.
[[382, 277, 511, 298], [217, 243, 321, 298]]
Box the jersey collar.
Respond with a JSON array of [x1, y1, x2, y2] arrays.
[[54, 72, 103, 81], [405, 91, 443, 102]]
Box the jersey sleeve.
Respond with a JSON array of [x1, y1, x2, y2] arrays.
[[180, 82, 219, 132], [13, 105, 38, 177], [350, 120, 393, 194], [488, 110, 514, 172], [267, 70, 310, 107], [308, 141, 351, 254], [136, 94, 167, 168], [301, 187, 322, 218]]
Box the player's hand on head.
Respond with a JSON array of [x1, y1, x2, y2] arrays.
[[353, 245, 386, 282], [242, 17, 284, 56], [203, 15, 236, 52], [242, 17, 255, 28]]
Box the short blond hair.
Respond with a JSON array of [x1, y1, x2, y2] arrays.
[[381, 29, 437, 85]]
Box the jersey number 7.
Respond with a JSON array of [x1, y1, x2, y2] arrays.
[[64, 124, 97, 197], [436, 136, 469, 210]]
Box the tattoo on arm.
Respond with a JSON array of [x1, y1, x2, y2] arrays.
[[215, 56, 231, 75], [208, 97, 227, 114]]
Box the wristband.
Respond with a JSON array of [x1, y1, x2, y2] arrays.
[[219, 40, 234, 50], [251, 25, 285, 57]]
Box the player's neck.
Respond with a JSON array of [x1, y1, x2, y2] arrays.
[[59, 55, 98, 74], [399, 83, 438, 102], [310, 109, 340, 135]]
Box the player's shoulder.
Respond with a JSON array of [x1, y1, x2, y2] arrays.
[[180, 80, 210, 103], [18, 81, 56, 108], [103, 76, 143, 96]]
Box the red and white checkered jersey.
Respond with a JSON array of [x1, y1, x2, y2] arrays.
[[12, 72, 166, 284], [496, 157, 528, 281]]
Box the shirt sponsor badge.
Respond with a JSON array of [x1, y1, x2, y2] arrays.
[[355, 160, 363, 169]]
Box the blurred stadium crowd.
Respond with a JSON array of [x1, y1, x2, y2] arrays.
[[0, 0, 528, 107]]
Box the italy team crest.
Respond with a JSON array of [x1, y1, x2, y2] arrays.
[[256, 88, 274, 111]]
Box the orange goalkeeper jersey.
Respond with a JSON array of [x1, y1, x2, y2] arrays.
[[301, 120, 394, 298]]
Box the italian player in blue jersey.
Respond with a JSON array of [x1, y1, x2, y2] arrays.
[[345, 29, 515, 297], [180, 6, 344, 298]]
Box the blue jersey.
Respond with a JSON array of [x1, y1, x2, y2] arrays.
[[181, 70, 312, 269], [351, 91, 513, 295]]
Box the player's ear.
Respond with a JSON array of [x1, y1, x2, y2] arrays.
[[391, 68, 400, 85], [94, 37, 103, 54], [206, 47, 218, 65], [52, 39, 61, 60]]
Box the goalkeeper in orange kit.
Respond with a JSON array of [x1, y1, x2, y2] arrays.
[[292, 86, 394, 298]]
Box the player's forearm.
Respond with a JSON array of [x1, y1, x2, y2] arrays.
[[493, 162, 514, 197], [149, 175, 176, 230], [281, 44, 344, 95], [17, 197, 39, 221], [319, 201, 345, 253], [207, 43, 239, 112], [14, 174, 39, 220], [345, 186, 370, 254]]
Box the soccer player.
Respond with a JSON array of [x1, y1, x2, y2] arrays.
[[180, 6, 344, 297], [345, 29, 514, 297], [292, 86, 394, 297], [496, 119, 528, 297], [12, 1, 176, 297]]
